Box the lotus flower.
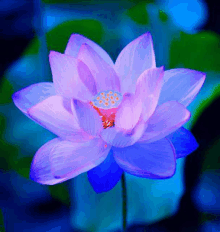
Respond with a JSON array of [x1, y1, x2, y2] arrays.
[[12, 32, 205, 193]]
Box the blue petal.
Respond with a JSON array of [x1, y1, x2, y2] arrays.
[[166, 127, 199, 158], [113, 138, 176, 179], [87, 149, 123, 193]]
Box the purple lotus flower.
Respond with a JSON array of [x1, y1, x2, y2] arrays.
[[12, 32, 205, 193]]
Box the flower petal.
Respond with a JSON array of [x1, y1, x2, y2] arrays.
[[77, 43, 121, 93], [65, 34, 114, 67], [101, 120, 147, 148], [115, 32, 156, 94], [113, 138, 176, 178], [135, 67, 164, 122], [72, 99, 103, 136], [28, 95, 92, 142], [49, 51, 96, 101], [166, 127, 199, 158], [77, 60, 97, 97], [139, 101, 191, 143], [87, 149, 123, 193], [12, 82, 56, 115], [158, 68, 206, 107], [30, 138, 111, 185], [30, 138, 67, 185], [50, 138, 111, 179], [115, 93, 142, 131]]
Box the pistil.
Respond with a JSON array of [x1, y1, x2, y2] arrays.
[[90, 90, 122, 129]]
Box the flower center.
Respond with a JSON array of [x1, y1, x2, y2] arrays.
[[90, 90, 122, 129]]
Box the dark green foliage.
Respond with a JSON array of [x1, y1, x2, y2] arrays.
[[127, 2, 149, 25], [48, 183, 71, 207], [170, 31, 220, 72], [24, 19, 104, 55], [202, 138, 220, 171], [0, 78, 14, 104], [0, 209, 5, 232], [158, 9, 168, 22]]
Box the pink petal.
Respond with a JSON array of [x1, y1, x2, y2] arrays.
[[139, 101, 191, 143], [30, 138, 111, 185], [158, 68, 206, 107], [113, 138, 176, 178], [65, 34, 114, 67], [12, 82, 56, 115], [135, 67, 164, 122], [77, 44, 121, 93], [28, 95, 92, 142], [77, 60, 97, 97], [115, 93, 142, 131], [115, 32, 156, 94], [49, 51, 96, 101], [101, 120, 147, 148], [30, 138, 67, 185], [50, 139, 111, 178], [71, 99, 103, 136]]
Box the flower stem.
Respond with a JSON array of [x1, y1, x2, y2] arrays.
[[121, 172, 127, 231]]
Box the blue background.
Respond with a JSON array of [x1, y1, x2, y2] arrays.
[[0, 0, 220, 231]]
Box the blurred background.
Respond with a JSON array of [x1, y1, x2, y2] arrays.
[[0, 0, 220, 231]]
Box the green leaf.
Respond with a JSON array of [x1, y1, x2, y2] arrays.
[[13, 157, 33, 179], [128, 0, 154, 3], [0, 78, 14, 104], [200, 212, 219, 225], [0, 114, 6, 133], [0, 115, 19, 171], [201, 138, 220, 172], [24, 19, 104, 56], [0, 209, 6, 232], [42, 0, 96, 3], [23, 38, 40, 56], [169, 31, 220, 72], [48, 183, 70, 206], [158, 9, 168, 23], [127, 2, 149, 25], [46, 19, 104, 53], [42, 0, 77, 3], [0, 140, 18, 171]]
